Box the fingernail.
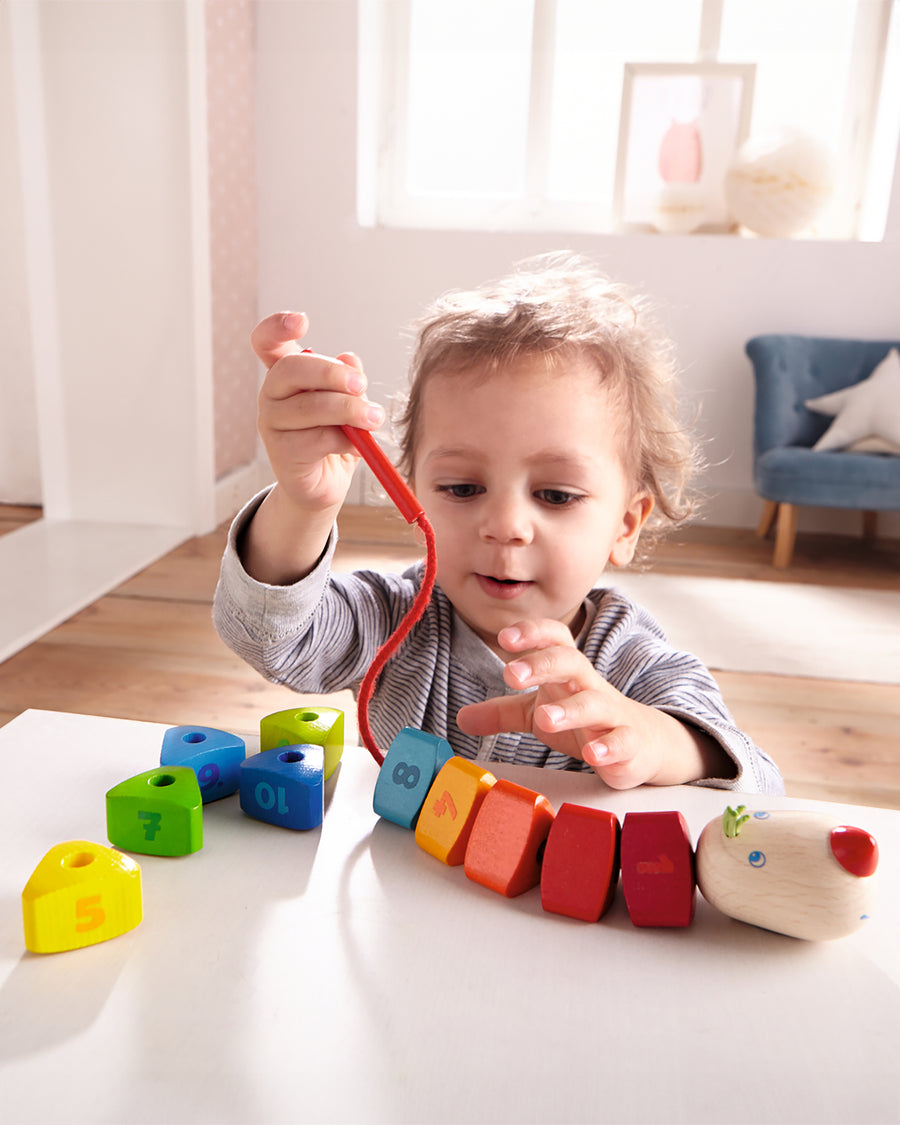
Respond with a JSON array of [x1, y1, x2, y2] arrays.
[[507, 660, 530, 685], [501, 626, 522, 646], [365, 403, 385, 426], [584, 741, 609, 765], [282, 312, 304, 333], [347, 372, 366, 394], [541, 704, 565, 726]]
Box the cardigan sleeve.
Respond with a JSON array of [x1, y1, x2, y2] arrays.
[[213, 490, 417, 694], [588, 587, 785, 796]]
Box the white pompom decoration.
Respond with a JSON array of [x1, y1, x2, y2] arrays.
[[651, 183, 709, 234], [724, 131, 835, 237]]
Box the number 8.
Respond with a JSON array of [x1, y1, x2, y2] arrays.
[[392, 761, 421, 790]]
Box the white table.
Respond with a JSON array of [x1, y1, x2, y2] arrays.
[[1, 710, 898, 1125]]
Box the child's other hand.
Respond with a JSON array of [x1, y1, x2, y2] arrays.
[[251, 311, 385, 514], [456, 619, 722, 789]]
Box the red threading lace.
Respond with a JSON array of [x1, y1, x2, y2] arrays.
[[340, 425, 437, 766], [354, 515, 436, 766]]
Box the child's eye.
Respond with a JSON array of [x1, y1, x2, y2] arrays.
[[435, 483, 484, 500], [535, 489, 583, 507]]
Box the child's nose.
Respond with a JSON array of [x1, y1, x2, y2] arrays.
[[479, 493, 534, 545]]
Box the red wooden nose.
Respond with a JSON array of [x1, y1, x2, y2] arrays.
[[830, 825, 879, 877]]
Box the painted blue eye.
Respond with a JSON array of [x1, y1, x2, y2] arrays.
[[752, 811, 771, 820], [748, 851, 766, 868]]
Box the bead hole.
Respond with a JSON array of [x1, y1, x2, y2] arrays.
[[279, 750, 305, 764], [65, 852, 96, 868]]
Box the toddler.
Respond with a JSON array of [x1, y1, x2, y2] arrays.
[[214, 253, 783, 794]]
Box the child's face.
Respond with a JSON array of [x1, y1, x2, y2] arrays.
[[411, 353, 652, 657]]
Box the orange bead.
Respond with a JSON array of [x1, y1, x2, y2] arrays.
[[464, 779, 555, 897], [541, 802, 620, 921], [414, 758, 496, 866]]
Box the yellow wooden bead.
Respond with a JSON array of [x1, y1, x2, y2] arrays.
[[22, 840, 142, 954], [414, 757, 496, 866]]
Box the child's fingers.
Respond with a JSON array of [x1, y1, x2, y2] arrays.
[[263, 351, 366, 403], [532, 686, 620, 736], [503, 642, 601, 694], [250, 311, 309, 368], [336, 350, 365, 375], [583, 729, 661, 790], [262, 388, 385, 437], [259, 348, 385, 441], [497, 618, 575, 654], [456, 692, 537, 738], [582, 729, 635, 769]]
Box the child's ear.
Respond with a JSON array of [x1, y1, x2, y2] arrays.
[[609, 492, 654, 567]]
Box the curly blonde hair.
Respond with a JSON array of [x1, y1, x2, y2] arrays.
[[394, 252, 702, 559]]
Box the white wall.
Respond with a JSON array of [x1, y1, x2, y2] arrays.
[[2, 0, 217, 529], [0, 9, 40, 503], [0, 1, 221, 663], [3, 1, 897, 535], [256, 0, 900, 535]]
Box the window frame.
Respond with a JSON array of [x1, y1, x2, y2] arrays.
[[361, 0, 898, 239]]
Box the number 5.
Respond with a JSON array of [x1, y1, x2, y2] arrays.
[[75, 894, 106, 932]]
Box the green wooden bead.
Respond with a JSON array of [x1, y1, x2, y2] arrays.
[[106, 767, 203, 856], [260, 706, 344, 779]]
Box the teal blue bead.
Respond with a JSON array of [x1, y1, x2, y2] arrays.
[[373, 727, 454, 829]]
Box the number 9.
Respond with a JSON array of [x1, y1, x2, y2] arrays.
[[198, 762, 220, 791]]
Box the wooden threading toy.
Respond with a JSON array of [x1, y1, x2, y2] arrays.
[[20, 424, 880, 951]]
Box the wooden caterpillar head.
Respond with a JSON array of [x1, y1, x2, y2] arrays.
[[696, 806, 878, 941]]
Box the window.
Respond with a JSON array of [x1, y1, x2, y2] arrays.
[[358, 0, 900, 239]]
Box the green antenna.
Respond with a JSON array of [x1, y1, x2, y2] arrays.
[[723, 805, 750, 838]]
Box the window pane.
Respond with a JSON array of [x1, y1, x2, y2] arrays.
[[375, 0, 891, 237], [405, 0, 534, 198], [718, 0, 856, 153], [548, 0, 703, 204]]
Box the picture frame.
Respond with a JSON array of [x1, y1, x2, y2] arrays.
[[613, 62, 756, 234]]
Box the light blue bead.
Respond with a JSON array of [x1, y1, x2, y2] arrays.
[[160, 725, 246, 803], [373, 727, 454, 829]]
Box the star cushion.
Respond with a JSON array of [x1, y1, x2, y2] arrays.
[[806, 347, 900, 454]]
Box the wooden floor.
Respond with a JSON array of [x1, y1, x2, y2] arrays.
[[1, 502, 898, 809]]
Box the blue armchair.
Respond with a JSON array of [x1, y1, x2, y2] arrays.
[[746, 333, 900, 567]]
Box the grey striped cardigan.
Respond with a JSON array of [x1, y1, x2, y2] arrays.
[[214, 504, 784, 796]]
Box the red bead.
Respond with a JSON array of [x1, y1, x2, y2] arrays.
[[540, 803, 620, 922], [621, 810, 696, 928]]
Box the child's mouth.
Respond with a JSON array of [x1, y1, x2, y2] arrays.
[[476, 574, 534, 600]]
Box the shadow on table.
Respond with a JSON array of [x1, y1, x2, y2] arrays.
[[0, 768, 341, 1123]]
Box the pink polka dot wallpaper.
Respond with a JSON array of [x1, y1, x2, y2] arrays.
[[206, 0, 259, 479]]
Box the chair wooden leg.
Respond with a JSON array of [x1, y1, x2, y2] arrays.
[[862, 510, 878, 540], [773, 503, 797, 569], [757, 500, 778, 539]]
